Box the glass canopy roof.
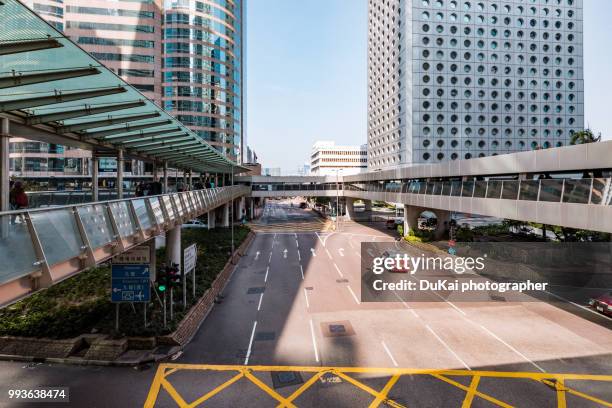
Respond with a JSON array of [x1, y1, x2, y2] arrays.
[[0, 0, 241, 173]]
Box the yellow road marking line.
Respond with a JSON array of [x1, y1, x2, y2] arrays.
[[143, 365, 166, 408], [277, 371, 327, 408], [160, 378, 189, 407], [187, 372, 244, 408], [540, 378, 612, 408], [243, 369, 296, 407], [368, 374, 402, 408], [555, 378, 566, 408], [461, 375, 481, 408], [432, 374, 512, 408]]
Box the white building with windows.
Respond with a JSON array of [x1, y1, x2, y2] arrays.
[[367, 0, 584, 170], [310, 141, 368, 176]]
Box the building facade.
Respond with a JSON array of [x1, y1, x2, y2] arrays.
[[162, 0, 245, 162], [367, 0, 584, 170], [310, 141, 367, 176]]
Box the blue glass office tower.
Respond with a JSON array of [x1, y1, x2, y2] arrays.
[[163, 0, 245, 163]]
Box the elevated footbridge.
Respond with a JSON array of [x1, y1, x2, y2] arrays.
[[239, 141, 612, 234], [0, 186, 248, 307]]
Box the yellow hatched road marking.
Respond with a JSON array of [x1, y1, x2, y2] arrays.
[[144, 364, 612, 408], [461, 375, 481, 408]]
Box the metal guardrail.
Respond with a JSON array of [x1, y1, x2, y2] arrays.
[[26, 190, 137, 208], [0, 185, 249, 307]]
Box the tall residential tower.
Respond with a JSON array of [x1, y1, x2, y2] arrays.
[[367, 0, 584, 170]]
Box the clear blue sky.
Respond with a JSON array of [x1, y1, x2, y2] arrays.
[[246, 0, 612, 174]]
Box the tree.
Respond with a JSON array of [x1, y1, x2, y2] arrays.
[[570, 129, 602, 145]]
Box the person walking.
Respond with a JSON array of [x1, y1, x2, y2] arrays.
[[9, 181, 28, 224]]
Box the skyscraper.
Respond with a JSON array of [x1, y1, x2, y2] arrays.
[[367, 0, 584, 170], [162, 0, 245, 163]]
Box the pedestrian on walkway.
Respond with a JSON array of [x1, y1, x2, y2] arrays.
[[9, 181, 28, 224]]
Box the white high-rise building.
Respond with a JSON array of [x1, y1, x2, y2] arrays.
[[310, 141, 368, 176], [367, 0, 584, 170]]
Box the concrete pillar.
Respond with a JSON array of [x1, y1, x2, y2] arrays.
[[237, 197, 245, 221], [183, 169, 188, 188], [152, 161, 158, 182], [403, 205, 422, 237], [221, 203, 230, 227], [188, 169, 193, 190], [163, 161, 168, 193], [364, 200, 372, 212], [117, 149, 124, 199], [92, 155, 99, 202], [207, 211, 216, 229], [165, 225, 181, 271], [432, 209, 451, 240], [249, 198, 254, 220], [345, 197, 356, 220], [1, 118, 10, 212]]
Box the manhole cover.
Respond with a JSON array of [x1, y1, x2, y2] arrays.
[[271, 371, 303, 389], [336, 279, 349, 283], [255, 331, 276, 341], [247, 287, 265, 295], [321, 320, 355, 337]]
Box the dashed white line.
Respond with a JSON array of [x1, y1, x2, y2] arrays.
[[295, 240, 299, 248], [347, 286, 360, 305], [477, 323, 546, 373], [268, 252, 272, 263], [425, 324, 471, 370], [303, 288, 310, 308], [392, 291, 419, 318], [325, 249, 333, 260], [244, 320, 258, 365], [545, 290, 612, 321], [264, 267, 269, 283], [298, 250, 301, 261], [257, 293, 264, 311], [310, 248, 317, 257], [309, 319, 319, 362], [333, 263, 344, 278], [381, 340, 399, 367], [299, 265, 304, 280]]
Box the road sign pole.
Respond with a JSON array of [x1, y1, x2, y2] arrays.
[[143, 303, 147, 328], [183, 268, 187, 310], [170, 287, 174, 321], [163, 291, 167, 329], [193, 266, 196, 299], [115, 303, 119, 332]]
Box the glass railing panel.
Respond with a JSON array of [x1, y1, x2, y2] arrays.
[[441, 182, 452, 196], [182, 194, 192, 213], [162, 196, 175, 220], [173, 195, 184, 217], [425, 182, 435, 195], [563, 179, 592, 204], [501, 180, 520, 200], [450, 181, 462, 197], [591, 178, 609, 205], [486, 180, 503, 199], [77, 204, 114, 249], [461, 181, 475, 197], [109, 201, 137, 238], [29, 208, 84, 266], [148, 197, 165, 225], [417, 182, 426, 194], [431, 182, 442, 195], [473, 181, 487, 198], [0, 215, 39, 283], [539, 179, 564, 202], [519, 180, 540, 201], [132, 199, 152, 230]]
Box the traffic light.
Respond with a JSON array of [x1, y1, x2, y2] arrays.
[[156, 264, 168, 292], [168, 263, 181, 289]]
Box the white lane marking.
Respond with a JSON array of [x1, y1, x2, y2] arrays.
[[298, 250, 301, 261], [477, 323, 546, 373], [254, 251, 260, 260], [347, 286, 360, 305], [545, 290, 612, 321], [338, 248, 345, 257], [295, 240, 299, 248], [268, 252, 272, 263], [425, 324, 471, 370], [310, 248, 317, 257], [325, 249, 333, 260], [264, 267, 269, 283], [244, 320, 258, 365], [257, 293, 264, 311], [299, 264, 304, 280], [303, 288, 310, 308], [309, 319, 320, 362], [283, 249, 288, 259], [315, 232, 325, 247], [392, 291, 419, 318], [333, 263, 344, 278], [381, 340, 399, 367]]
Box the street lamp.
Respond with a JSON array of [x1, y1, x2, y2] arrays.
[[335, 169, 342, 231]]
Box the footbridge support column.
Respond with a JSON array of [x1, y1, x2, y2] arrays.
[[345, 197, 356, 220], [433, 209, 451, 240], [221, 203, 230, 227], [403, 205, 422, 237], [364, 200, 372, 212], [165, 225, 181, 271], [236, 197, 245, 221], [207, 211, 216, 230]]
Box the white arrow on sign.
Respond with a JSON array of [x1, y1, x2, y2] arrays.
[[255, 251, 260, 260], [113, 288, 121, 293], [310, 248, 316, 257], [338, 248, 345, 257], [283, 249, 288, 259]]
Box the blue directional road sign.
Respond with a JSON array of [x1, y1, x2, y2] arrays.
[[111, 264, 150, 303]]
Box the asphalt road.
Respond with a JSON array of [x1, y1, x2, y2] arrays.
[[0, 198, 611, 407]]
